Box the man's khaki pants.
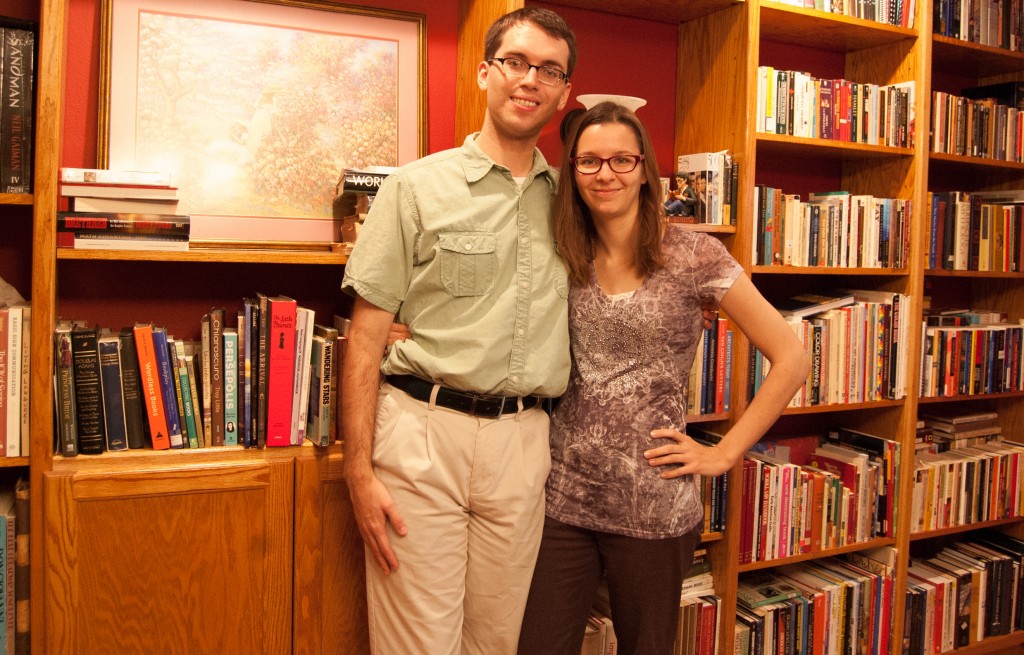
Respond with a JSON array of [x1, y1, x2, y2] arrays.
[[365, 382, 551, 655]]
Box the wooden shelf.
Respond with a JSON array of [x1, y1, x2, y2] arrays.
[[924, 268, 1024, 279], [751, 265, 909, 275], [929, 152, 1024, 171], [780, 398, 905, 415], [910, 516, 1024, 542], [0, 457, 29, 468], [544, 0, 739, 24], [759, 3, 916, 51], [756, 132, 915, 158], [56, 246, 349, 265], [946, 631, 1024, 655], [737, 536, 897, 573], [0, 192, 32, 205], [932, 34, 1024, 78], [918, 390, 1024, 404]]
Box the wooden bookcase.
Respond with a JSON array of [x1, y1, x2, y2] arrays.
[[12, 0, 1024, 652]]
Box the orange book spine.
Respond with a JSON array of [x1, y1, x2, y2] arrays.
[[133, 323, 170, 450]]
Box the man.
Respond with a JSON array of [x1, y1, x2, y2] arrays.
[[340, 8, 577, 654], [663, 171, 697, 217]]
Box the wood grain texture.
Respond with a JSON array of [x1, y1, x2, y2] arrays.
[[293, 447, 370, 655], [43, 459, 293, 655]]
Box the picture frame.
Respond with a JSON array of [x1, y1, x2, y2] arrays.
[[98, 0, 425, 242]]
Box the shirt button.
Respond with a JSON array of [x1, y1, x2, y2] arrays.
[[520, 281, 528, 289], [462, 240, 473, 250], [520, 236, 529, 244], [517, 328, 524, 336], [511, 375, 520, 383]]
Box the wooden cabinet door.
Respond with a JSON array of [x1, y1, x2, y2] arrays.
[[43, 455, 293, 655], [293, 447, 369, 655]]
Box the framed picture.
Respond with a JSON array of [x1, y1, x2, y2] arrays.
[[98, 0, 425, 241]]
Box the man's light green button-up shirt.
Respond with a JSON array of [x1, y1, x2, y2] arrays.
[[342, 134, 570, 398]]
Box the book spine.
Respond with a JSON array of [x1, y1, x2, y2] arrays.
[[53, 326, 77, 456], [1, 28, 33, 194], [17, 307, 28, 458], [200, 314, 212, 442], [223, 328, 238, 446], [150, 328, 183, 449], [13, 478, 27, 655], [167, 339, 190, 449], [132, 324, 170, 450], [0, 309, 7, 456], [265, 298, 297, 447], [185, 355, 205, 448], [4, 306, 20, 457], [341, 170, 389, 194], [70, 326, 106, 455], [305, 336, 328, 447], [117, 329, 147, 449], [244, 298, 259, 448], [56, 212, 190, 235], [256, 294, 269, 449], [97, 336, 128, 451], [209, 308, 225, 446], [175, 346, 199, 450]]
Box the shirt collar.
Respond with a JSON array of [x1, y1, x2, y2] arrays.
[[460, 132, 555, 186]]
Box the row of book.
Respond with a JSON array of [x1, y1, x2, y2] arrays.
[[0, 302, 29, 458], [766, 0, 915, 28], [755, 66, 915, 147], [927, 190, 1024, 272], [0, 23, 35, 194], [933, 0, 1024, 51], [754, 290, 911, 406], [910, 420, 1023, 533], [931, 90, 1023, 163], [734, 547, 897, 655], [686, 314, 732, 417], [0, 479, 27, 655], [52, 298, 344, 457], [919, 319, 1024, 398], [751, 187, 912, 269], [737, 429, 899, 565], [903, 531, 1024, 654], [673, 151, 737, 226]]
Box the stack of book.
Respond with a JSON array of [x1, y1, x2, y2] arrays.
[[920, 409, 1002, 450], [1, 22, 35, 195], [52, 296, 342, 456], [57, 168, 189, 251], [333, 166, 395, 246]]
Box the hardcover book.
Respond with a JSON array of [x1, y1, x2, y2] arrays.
[[3, 303, 22, 457], [70, 325, 106, 455], [184, 354, 205, 448], [291, 307, 315, 445], [96, 333, 128, 451], [56, 211, 189, 235], [265, 296, 297, 447], [173, 340, 200, 449], [53, 321, 77, 456], [1, 27, 34, 194], [166, 337, 190, 449], [117, 327, 147, 449], [208, 308, 226, 446], [737, 572, 801, 609]]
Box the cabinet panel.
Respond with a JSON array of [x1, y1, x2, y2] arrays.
[[294, 448, 369, 655], [43, 457, 293, 655]]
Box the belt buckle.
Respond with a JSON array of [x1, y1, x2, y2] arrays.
[[466, 391, 504, 418]]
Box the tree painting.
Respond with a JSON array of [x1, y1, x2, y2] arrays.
[[132, 11, 400, 218]]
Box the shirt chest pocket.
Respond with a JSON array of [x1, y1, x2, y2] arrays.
[[438, 231, 497, 297]]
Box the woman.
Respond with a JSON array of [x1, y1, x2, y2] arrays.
[[517, 102, 809, 655]]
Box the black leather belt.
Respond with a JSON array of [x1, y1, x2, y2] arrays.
[[385, 374, 541, 418]]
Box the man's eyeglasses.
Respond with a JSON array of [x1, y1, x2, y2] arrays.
[[487, 57, 569, 86], [570, 155, 645, 175]]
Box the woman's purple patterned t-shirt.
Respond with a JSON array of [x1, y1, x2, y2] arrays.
[[545, 227, 743, 539]]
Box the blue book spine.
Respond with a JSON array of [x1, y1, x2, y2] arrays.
[[97, 336, 129, 451], [223, 329, 239, 445], [929, 193, 939, 269], [151, 327, 184, 448]]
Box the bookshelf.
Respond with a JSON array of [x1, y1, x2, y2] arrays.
[[15, 0, 1024, 654]]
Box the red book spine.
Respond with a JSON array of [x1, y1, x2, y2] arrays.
[[133, 324, 170, 450], [265, 297, 297, 447], [715, 317, 728, 414]]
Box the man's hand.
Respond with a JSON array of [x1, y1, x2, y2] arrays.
[[388, 323, 411, 345], [347, 470, 408, 574]]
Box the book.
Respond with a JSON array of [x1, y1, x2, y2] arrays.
[[53, 321, 77, 457], [12, 478, 26, 655], [16, 305, 28, 458], [776, 292, 857, 319], [737, 572, 801, 608], [199, 313, 212, 442], [172, 340, 200, 449], [208, 308, 226, 446], [150, 327, 184, 449], [184, 354, 205, 448], [117, 328, 147, 449], [340, 166, 396, 194], [59, 182, 179, 200], [0, 309, 6, 456], [56, 232, 189, 251], [265, 296, 297, 447], [1, 27, 34, 194], [305, 333, 332, 447], [70, 196, 180, 214], [59, 167, 173, 186], [242, 297, 259, 448], [166, 337, 190, 449], [56, 211, 190, 235], [222, 328, 238, 446], [3, 304, 23, 457], [70, 325, 106, 455], [132, 324, 170, 450], [96, 333, 128, 452], [0, 489, 12, 655], [291, 307, 315, 445]]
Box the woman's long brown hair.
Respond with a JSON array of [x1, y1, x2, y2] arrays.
[[553, 101, 666, 287]]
